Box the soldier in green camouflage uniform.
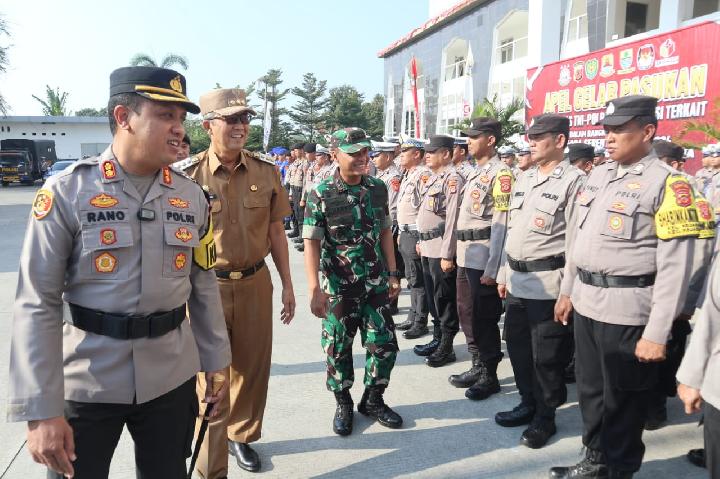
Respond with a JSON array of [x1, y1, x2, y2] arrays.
[[303, 127, 403, 436]]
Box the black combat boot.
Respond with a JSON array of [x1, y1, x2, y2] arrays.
[[448, 353, 482, 388], [292, 236, 304, 244], [495, 402, 536, 427], [687, 448, 706, 468], [357, 386, 403, 429], [521, 416, 557, 449], [465, 359, 501, 400], [332, 389, 353, 436], [403, 321, 429, 339], [549, 448, 608, 478], [284, 220, 292, 230], [413, 323, 441, 356], [425, 333, 456, 367], [287, 224, 299, 238]]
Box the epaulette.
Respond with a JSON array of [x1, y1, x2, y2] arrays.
[[178, 156, 202, 172], [55, 156, 98, 180], [248, 150, 276, 166]]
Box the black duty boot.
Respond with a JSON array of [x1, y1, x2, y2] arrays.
[[284, 220, 292, 230], [448, 353, 482, 388], [403, 322, 429, 339], [687, 448, 706, 468], [425, 334, 456, 367], [293, 236, 304, 244], [549, 448, 608, 478], [357, 386, 403, 429], [413, 324, 440, 356], [395, 318, 414, 330], [465, 360, 500, 400], [521, 416, 556, 449], [332, 389, 353, 436], [495, 402, 536, 427], [287, 227, 299, 238]]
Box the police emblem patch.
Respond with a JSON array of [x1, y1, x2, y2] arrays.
[[100, 228, 117, 245], [479, 175, 490, 184], [669, 179, 692, 207], [174, 252, 187, 270], [169, 197, 190, 208], [471, 190, 481, 199], [534, 217, 545, 228], [95, 252, 117, 273], [169, 75, 183, 93], [608, 215, 623, 231], [90, 193, 119, 208], [101, 160, 117, 180], [32, 189, 54, 220]]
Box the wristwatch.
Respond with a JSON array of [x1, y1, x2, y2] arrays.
[[387, 270, 402, 278]]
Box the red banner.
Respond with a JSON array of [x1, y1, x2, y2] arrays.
[[410, 56, 421, 138], [526, 21, 720, 173]]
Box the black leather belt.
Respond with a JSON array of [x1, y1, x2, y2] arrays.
[[508, 254, 565, 272], [215, 259, 266, 280], [68, 303, 186, 340], [456, 227, 491, 241], [419, 229, 443, 241], [577, 268, 656, 288]]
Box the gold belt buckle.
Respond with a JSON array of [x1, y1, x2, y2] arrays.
[[229, 271, 243, 280]]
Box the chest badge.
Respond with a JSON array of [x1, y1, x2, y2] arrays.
[[250, 184, 258, 192], [169, 197, 190, 208], [174, 252, 187, 270], [626, 182, 642, 190], [100, 228, 117, 246], [534, 217, 546, 228], [90, 193, 119, 208], [608, 215, 623, 231], [175, 227, 193, 242], [479, 175, 490, 184], [471, 190, 481, 199], [95, 252, 117, 273]]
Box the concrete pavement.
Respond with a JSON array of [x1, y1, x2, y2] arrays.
[[0, 185, 707, 478]]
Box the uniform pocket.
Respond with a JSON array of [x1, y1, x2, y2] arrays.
[[79, 224, 134, 280], [163, 223, 199, 278], [530, 200, 560, 235], [534, 319, 572, 367], [600, 199, 639, 240], [612, 337, 659, 391]]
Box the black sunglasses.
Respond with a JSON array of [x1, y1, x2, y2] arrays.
[[216, 112, 253, 125]]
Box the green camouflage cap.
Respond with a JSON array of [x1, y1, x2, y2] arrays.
[[331, 127, 372, 154]]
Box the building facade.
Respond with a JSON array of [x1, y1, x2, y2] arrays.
[[379, 0, 719, 138], [0, 116, 111, 160]]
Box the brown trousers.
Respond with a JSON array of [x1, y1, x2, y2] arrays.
[[195, 266, 273, 479]]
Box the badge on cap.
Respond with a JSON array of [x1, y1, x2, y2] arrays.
[[90, 193, 119, 208], [100, 228, 117, 246], [170, 75, 183, 93], [606, 102, 616, 115], [101, 160, 117, 180], [95, 252, 117, 273], [32, 189, 54, 220]]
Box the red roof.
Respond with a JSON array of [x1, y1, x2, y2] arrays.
[[377, 0, 485, 58]]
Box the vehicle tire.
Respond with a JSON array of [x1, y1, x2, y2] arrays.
[[1, 181, 8, 187]]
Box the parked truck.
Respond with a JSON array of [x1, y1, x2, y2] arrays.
[[0, 139, 57, 186]]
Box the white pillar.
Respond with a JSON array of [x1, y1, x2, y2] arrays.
[[658, 0, 684, 31], [527, 0, 563, 68]]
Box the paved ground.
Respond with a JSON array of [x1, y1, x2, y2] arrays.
[[0, 184, 708, 478]]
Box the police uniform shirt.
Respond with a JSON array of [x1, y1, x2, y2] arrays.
[[288, 158, 306, 188], [500, 161, 585, 299], [184, 148, 292, 271], [455, 160, 476, 182], [456, 156, 513, 278], [416, 165, 464, 259], [376, 163, 403, 224], [560, 153, 698, 345], [396, 166, 431, 227], [8, 148, 231, 421], [304, 161, 337, 202]]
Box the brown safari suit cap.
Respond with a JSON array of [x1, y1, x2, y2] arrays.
[[200, 88, 257, 119]]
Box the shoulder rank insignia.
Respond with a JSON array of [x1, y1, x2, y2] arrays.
[[162, 167, 173, 186], [101, 160, 117, 180]]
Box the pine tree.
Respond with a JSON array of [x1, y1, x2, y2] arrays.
[[257, 69, 290, 148], [325, 85, 365, 132], [289, 73, 329, 142]]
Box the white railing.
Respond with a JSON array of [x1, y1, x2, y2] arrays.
[[444, 60, 468, 81], [496, 36, 528, 64], [567, 14, 588, 41]]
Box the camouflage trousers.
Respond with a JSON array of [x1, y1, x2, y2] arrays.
[[321, 289, 399, 392]]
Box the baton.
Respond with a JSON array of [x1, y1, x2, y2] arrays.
[[187, 373, 225, 479]]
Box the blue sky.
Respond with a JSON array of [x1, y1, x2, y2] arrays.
[[2, 0, 427, 115]]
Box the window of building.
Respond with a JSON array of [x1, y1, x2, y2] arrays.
[[404, 110, 417, 137], [567, 0, 588, 41], [500, 38, 514, 63], [693, 0, 720, 17], [625, 2, 649, 37], [6, 126, 9, 132]]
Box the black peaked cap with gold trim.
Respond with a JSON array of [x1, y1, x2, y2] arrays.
[[110, 66, 200, 114]]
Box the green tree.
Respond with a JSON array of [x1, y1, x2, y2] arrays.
[[362, 94, 385, 139], [456, 95, 525, 147], [129, 53, 189, 70], [184, 119, 210, 155], [325, 85, 365, 131], [289, 73, 329, 142], [32, 85, 69, 116], [674, 97, 720, 149], [75, 107, 107, 117], [257, 69, 290, 149], [0, 16, 10, 114]]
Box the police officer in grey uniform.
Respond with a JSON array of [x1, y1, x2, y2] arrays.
[[568, 143, 595, 175], [416, 135, 464, 366], [448, 118, 512, 402], [7, 66, 231, 479], [551, 95, 700, 478], [495, 114, 584, 449], [395, 139, 435, 338], [452, 137, 475, 181]]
